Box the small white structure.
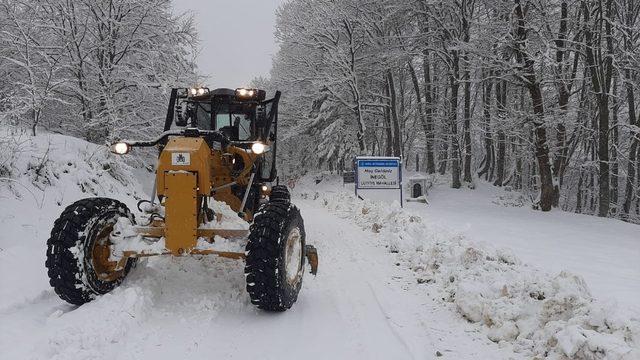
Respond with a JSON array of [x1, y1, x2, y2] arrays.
[[407, 174, 429, 203]]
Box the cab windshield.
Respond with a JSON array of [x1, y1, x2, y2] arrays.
[[192, 101, 253, 141]]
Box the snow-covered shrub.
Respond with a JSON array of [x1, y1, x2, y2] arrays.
[[0, 130, 144, 206], [0, 128, 28, 178]]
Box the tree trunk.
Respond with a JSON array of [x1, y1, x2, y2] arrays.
[[439, 141, 449, 175], [514, 0, 555, 211], [494, 79, 507, 186], [461, 12, 473, 184], [597, 96, 611, 217], [462, 54, 472, 183], [383, 79, 393, 157], [611, 77, 619, 209], [449, 54, 461, 189], [621, 0, 640, 217], [408, 60, 433, 173], [552, 1, 578, 206], [581, 0, 614, 217], [423, 52, 436, 173], [576, 169, 584, 213], [477, 72, 494, 180], [515, 137, 523, 190], [623, 79, 639, 217], [386, 70, 402, 158]]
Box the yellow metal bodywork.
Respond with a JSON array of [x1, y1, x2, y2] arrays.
[[209, 146, 260, 219], [164, 171, 198, 255], [156, 137, 260, 216], [156, 137, 212, 197], [112, 136, 267, 268]]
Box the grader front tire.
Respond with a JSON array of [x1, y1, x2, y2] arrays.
[[245, 201, 306, 311], [45, 198, 137, 305]]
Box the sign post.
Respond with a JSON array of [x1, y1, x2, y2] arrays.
[[354, 156, 402, 207]]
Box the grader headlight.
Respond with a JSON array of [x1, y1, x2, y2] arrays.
[[110, 142, 131, 155], [236, 88, 255, 98], [251, 142, 266, 154], [189, 87, 208, 96]]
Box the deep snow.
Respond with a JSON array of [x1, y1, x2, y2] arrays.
[[0, 134, 518, 359], [408, 182, 640, 313], [296, 174, 640, 359], [0, 199, 523, 359], [1, 134, 638, 359], [315, 172, 640, 314], [0, 132, 146, 311]]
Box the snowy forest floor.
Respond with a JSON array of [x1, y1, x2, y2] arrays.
[[0, 133, 638, 359], [408, 181, 640, 313]]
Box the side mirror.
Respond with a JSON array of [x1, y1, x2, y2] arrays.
[[175, 105, 187, 127], [175, 116, 187, 127], [255, 107, 266, 127]]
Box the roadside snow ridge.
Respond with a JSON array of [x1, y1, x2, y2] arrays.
[[312, 191, 640, 360]]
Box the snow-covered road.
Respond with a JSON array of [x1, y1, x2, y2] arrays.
[[0, 199, 517, 360]]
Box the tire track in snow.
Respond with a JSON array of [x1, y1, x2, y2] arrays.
[[364, 280, 415, 360]]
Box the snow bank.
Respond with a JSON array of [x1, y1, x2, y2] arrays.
[[0, 130, 145, 206], [0, 130, 147, 310], [306, 189, 640, 359]]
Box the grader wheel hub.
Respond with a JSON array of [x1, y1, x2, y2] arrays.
[[285, 227, 303, 286], [91, 225, 123, 282]]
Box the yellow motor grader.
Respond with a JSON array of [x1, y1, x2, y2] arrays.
[[45, 87, 318, 311]]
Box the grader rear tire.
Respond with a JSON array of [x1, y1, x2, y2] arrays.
[[245, 201, 306, 311], [45, 198, 137, 305], [269, 185, 291, 202]]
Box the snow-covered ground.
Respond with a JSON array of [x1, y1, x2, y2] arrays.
[[0, 197, 525, 359], [314, 173, 640, 314], [1, 135, 638, 359], [296, 174, 640, 359], [0, 135, 517, 359], [408, 181, 640, 313]]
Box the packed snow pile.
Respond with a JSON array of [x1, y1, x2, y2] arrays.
[[201, 200, 250, 230], [308, 190, 640, 359]]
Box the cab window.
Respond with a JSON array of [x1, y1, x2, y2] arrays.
[[195, 102, 212, 130], [235, 115, 251, 140], [215, 113, 231, 129]]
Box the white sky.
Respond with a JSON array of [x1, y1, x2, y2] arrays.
[[171, 0, 283, 87]]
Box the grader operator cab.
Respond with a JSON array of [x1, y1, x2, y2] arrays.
[[45, 87, 318, 311]]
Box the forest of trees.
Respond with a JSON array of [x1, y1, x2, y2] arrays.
[[269, 0, 640, 222], [1, 0, 638, 224], [0, 0, 198, 142]]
